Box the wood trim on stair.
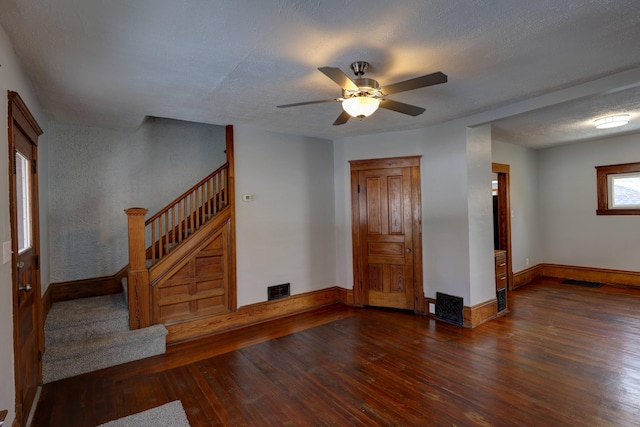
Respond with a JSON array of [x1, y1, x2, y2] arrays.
[[225, 125, 238, 313], [166, 286, 349, 344], [49, 276, 122, 303]]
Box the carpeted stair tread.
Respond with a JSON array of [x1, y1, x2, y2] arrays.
[[44, 324, 167, 361], [43, 293, 168, 383], [43, 325, 167, 383], [45, 293, 128, 331]]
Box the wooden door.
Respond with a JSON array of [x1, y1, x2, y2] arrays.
[[9, 92, 43, 426], [350, 156, 424, 312]]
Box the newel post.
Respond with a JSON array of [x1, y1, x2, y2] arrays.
[[125, 207, 151, 329]]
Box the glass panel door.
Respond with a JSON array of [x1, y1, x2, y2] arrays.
[[16, 150, 32, 253]]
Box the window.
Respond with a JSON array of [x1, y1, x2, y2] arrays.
[[596, 162, 640, 215], [15, 151, 33, 252]]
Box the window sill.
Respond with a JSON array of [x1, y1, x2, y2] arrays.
[[596, 208, 640, 216]]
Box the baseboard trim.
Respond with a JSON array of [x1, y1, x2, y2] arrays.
[[166, 286, 351, 344], [513, 263, 640, 289], [423, 296, 498, 328], [42, 285, 53, 321], [50, 275, 122, 303], [541, 264, 640, 287], [513, 264, 543, 289], [463, 298, 498, 328]]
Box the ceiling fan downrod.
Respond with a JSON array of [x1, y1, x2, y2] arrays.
[[350, 61, 369, 77]]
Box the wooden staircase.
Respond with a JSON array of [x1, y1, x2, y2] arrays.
[[125, 150, 236, 342]]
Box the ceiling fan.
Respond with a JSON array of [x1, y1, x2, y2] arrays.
[[277, 61, 447, 126]]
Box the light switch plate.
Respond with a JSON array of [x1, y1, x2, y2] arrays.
[[3, 240, 11, 264]]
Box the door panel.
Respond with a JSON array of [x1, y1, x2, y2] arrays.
[[358, 167, 414, 310], [9, 91, 42, 426]]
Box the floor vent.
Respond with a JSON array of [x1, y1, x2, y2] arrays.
[[268, 283, 290, 301], [497, 287, 507, 312], [435, 292, 463, 326]]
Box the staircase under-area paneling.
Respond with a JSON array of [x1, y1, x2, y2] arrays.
[[153, 218, 233, 325]]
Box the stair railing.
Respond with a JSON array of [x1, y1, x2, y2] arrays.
[[124, 162, 229, 329], [145, 162, 228, 266]]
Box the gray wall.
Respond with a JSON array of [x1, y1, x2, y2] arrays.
[[234, 126, 336, 307], [538, 134, 640, 270], [48, 117, 226, 283]]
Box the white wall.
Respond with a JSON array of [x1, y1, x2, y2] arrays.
[[467, 125, 496, 305], [0, 23, 50, 427], [234, 126, 336, 307], [491, 138, 541, 273], [538, 134, 640, 270], [48, 117, 226, 283], [334, 122, 496, 307]]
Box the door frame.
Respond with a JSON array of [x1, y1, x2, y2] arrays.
[[9, 91, 43, 426], [350, 156, 425, 313], [492, 162, 513, 289]]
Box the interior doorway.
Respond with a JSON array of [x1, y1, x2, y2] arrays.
[[492, 162, 513, 289]]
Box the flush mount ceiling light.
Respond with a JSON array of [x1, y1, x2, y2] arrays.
[[342, 96, 380, 118], [594, 114, 630, 129]]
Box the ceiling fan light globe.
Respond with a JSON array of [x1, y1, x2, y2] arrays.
[[342, 97, 380, 118]]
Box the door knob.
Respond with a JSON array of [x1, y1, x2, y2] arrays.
[[19, 284, 32, 292], [17, 261, 24, 269], [406, 247, 411, 253]]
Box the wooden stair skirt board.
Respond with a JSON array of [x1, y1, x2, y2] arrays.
[[513, 264, 640, 289], [166, 286, 350, 344]]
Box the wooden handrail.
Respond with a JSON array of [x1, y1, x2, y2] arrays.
[[145, 163, 228, 266], [146, 162, 229, 225]]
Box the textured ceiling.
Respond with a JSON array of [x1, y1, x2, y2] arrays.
[[1, 0, 640, 145]]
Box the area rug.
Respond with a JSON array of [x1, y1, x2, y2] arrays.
[[97, 400, 190, 427]]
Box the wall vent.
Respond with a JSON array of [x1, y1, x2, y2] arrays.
[[435, 292, 464, 326], [268, 283, 290, 301], [497, 287, 507, 312]]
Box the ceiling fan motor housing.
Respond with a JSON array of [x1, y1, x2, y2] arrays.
[[343, 78, 383, 99]]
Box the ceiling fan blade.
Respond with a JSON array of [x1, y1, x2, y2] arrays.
[[333, 110, 351, 126], [379, 99, 426, 116], [318, 66, 359, 90], [277, 99, 339, 108], [381, 71, 448, 95]]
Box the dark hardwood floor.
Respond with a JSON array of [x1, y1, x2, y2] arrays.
[[33, 278, 640, 426]]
